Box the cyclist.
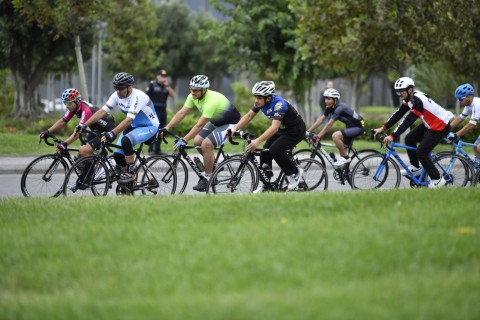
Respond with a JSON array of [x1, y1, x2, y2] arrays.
[[230, 81, 306, 193], [447, 83, 480, 165], [373, 76, 453, 188], [307, 88, 365, 168], [161, 75, 241, 192], [77, 72, 159, 183], [39, 88, 116, 160]]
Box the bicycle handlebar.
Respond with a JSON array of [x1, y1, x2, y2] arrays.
[[40, 133, 64, 146]]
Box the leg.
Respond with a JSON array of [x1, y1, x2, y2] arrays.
[[405, 125, 424, 168], [332, 130, 347, 157], [417, 125, 450, 180]]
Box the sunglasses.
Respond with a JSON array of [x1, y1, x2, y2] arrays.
[[64, 101, 76, 106], [114, 86, 127, 91]]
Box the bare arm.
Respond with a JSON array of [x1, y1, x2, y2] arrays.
[[47, 118, 67, 133], [165, 106, 189, 131], [184, 116, 209, 142], [232, 110, 257, 134], [84, 108, 107, 128], [246, 119, 281, 153], [307, 115, 326, 132], [316, 118, 336, 139], [456, 122, 475, 137], [449, 116, 463, 130]]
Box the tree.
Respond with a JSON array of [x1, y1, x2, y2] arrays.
[[0, 1, 84, 119], [204, 0, 325, 118]]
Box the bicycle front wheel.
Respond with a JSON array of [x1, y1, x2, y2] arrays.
[[21, 154, 69, 197], [140, 156, 177, 195], [206, 158, 257, 194], [63, 155, 110, 196], [351, 154, 401, 190], [435, 154, 474, 187]]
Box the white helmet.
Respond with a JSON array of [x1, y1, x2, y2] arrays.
[[252, 81, 275, 96], [189, 75, 210, 89], [394, 77, 415, 90], [323, 88, 340, 99]]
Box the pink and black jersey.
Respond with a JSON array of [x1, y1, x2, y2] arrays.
[[63, 100, 115, 132]]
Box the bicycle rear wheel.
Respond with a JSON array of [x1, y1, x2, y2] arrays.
[[63, 156, 110, 196], [140, 156, 177, 195], [280, 158, 328, 191], [348, 148, 380, 169], [435, 154, 474, 187], [21, 154, 69, 197], [206, 158, 257, 194], [351, 154, 401, 189]]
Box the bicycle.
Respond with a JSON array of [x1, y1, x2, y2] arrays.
[[350, 132, 474, 189], [206, 131, 328, 194], [62, 130, 177, 196], [161, 130, 243, 194], [21, 133, 80, 197], [436, 138, 480, 186], [294, 133, 379, 187]]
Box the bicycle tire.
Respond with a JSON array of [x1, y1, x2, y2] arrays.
[[435, 153, 474, 187], [279, 158, 328, 191], [21, 154, 70, 197], [293, 148, 326, 167], [63, 155, 110, 196], [435, 151, 478, 185], [140, 155, 177, 195], [348, 148, 381, 169], [164, 155, 188, 194], [206, 157, 257, 194], [351, 154, 401, 190]]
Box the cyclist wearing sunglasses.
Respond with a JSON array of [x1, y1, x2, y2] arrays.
[[77, 72, 159, 184], [373, 76, 454, 188], [448, 83, 480, 165], [39, 88, 115, 158]]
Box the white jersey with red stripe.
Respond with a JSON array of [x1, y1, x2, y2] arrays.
[[407, 91, 453, 130]]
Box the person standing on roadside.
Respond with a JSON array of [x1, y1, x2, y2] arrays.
[[145, 69, 175, 155]]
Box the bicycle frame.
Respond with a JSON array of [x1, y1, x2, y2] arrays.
[[373, 141, 447, 187], [450, 139, 480, 171]]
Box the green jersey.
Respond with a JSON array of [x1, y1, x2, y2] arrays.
[[185, 90, 240, 126]]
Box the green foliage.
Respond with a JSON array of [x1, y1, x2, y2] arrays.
[[230, 81, 252, 114], [103, 0, 161, 80], [1, 189, 479, 319]]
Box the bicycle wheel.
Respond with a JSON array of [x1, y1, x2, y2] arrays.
[[206, 158, 257, 194], [348, 148, 380, 169], [435, 154, 474, 187], [164, 155, 188, 194], [140, 156, 177, 195], [351, 154, 401, 190], [63, 155, 110, 196], [280, 158, 328, 191], [293, 148, 326, 167], [21, 154, 70, 197]]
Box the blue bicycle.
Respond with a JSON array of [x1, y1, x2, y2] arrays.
[[437, 138, 480, 186], [350, 133, 474, 189]]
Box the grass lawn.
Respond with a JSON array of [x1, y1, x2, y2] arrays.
[[0, 188, 479, 319]]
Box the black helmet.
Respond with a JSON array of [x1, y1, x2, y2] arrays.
[[113, 72, 135, 87]]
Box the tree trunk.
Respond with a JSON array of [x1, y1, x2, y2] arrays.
[[75, 35, 89, 101], [11, 70, 41, 119]]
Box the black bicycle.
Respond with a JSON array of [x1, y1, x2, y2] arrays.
[[161, 130, 241, 193], [206, 131, 328, 194], [21, 133, 81, 197], [294, 133, 380, 187], [62, 130, 177, 196]]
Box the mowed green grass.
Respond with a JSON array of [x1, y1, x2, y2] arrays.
[[1, 188, 479, 320]]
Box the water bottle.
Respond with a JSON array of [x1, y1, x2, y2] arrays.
[[329, 152, 337, 162], [194, 156, 204, 172], [262, 164, 273, 178]]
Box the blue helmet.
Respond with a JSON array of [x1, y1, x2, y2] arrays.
[[454, 83, 474, 100]]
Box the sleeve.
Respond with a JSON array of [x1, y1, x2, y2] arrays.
[[383, 103, 410, 129], [184, 94, 195, 109], [390, 99, 422, 139]]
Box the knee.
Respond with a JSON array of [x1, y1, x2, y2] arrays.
[[332, 131, 343, 140], [78, 145, 92, 157], [121, 136, 134, 155]]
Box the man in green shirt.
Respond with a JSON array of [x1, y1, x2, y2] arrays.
[[163, 75, 241, 191]]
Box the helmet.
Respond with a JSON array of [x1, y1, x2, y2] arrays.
[[394, 77, 415, 90], [455, 83, 474, 100], [113, 72, 135, 87], [323, 88, 340, 99], [189, 75, 210, 89], [252, 81, 275, 96], [61, 88, 81, 102]]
